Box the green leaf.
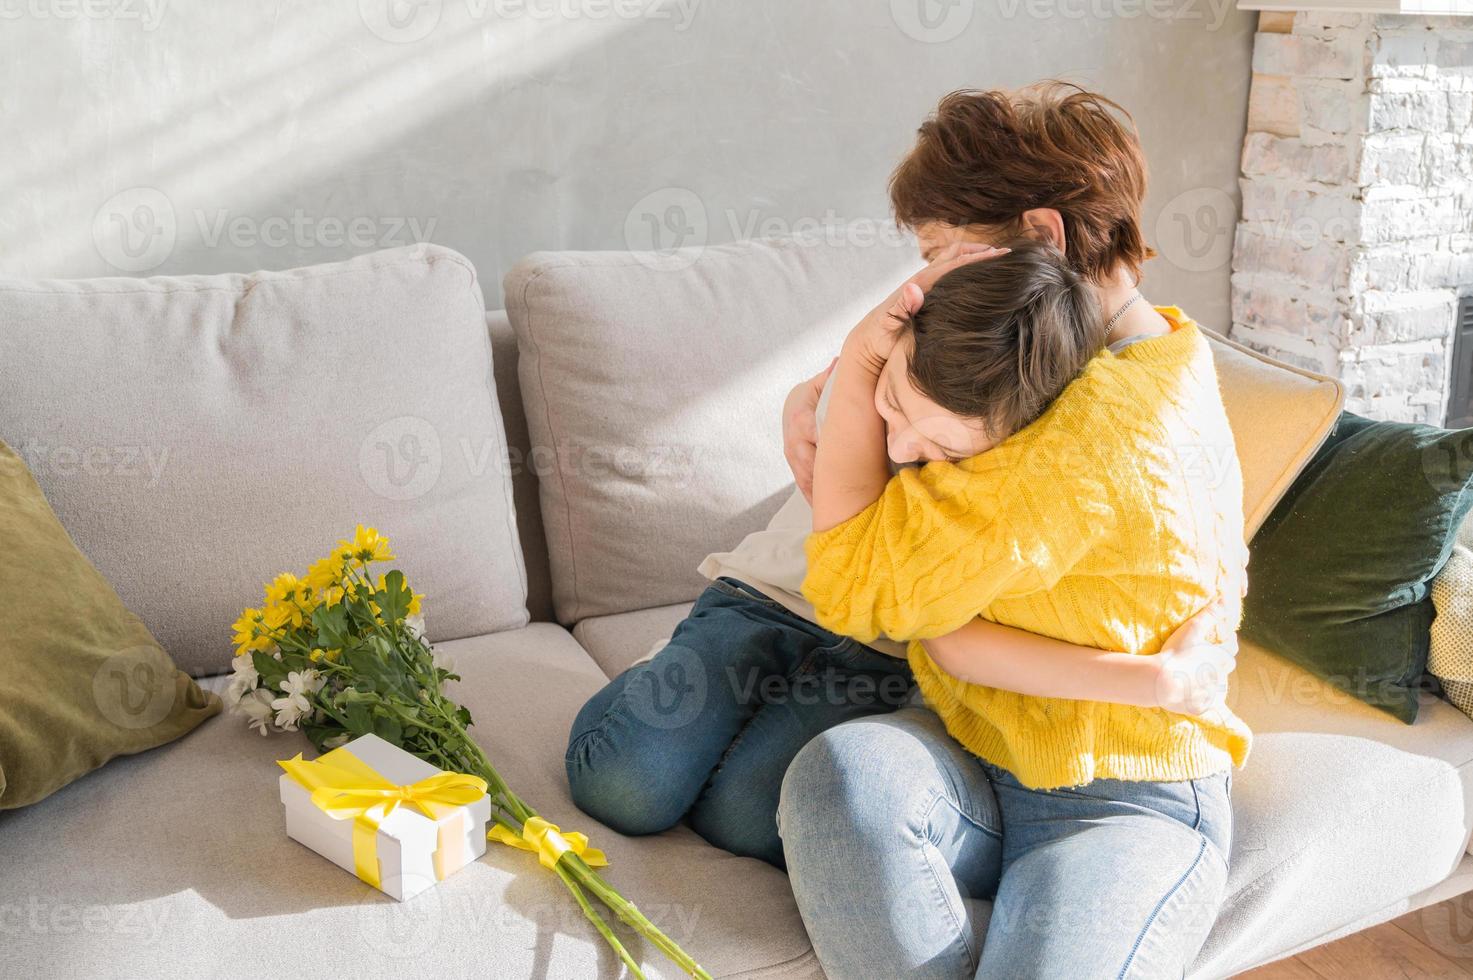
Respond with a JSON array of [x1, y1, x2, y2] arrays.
[[376, 570, 411, 625], [344, 702, 373, 735], [372, 714, 403, 745], [251, 650, 287, 689], [311, 604, 351, 649]]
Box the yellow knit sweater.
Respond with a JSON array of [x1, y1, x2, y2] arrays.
[[802, 309, 1253, 790]]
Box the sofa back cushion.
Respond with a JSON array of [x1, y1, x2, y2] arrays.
[[0, 245, 529, 676], [506, 237, 1346, 625], [506, 238, 918, 623], [488, 310, 554, 622], [1200, 328, 1344, 538]]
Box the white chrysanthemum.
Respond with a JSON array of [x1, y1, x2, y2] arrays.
[[406, 614, 427, 641], [431, 647, 455, 674], [271, 670, 323, 731], [236, 689, 275, 735], [225, 654, 259, 703]]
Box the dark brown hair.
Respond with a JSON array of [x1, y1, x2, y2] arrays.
[[890, 82, 1154, 284], [903, 241, 1104, 438]]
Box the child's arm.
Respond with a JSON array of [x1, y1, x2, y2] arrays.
[[811, 243, 1009, 532], [922, 601, 1238, 716]]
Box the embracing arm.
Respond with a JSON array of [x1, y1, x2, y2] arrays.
[[922, 605, 1239, 716]]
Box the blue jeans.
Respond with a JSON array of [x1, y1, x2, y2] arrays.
[[565, 578, 915, 867], [778, 707, 1233, 979]]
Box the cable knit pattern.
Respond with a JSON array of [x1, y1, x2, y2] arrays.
[[802, 309, 1253, 789]]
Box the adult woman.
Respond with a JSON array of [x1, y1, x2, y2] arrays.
[[776, 83, 1247, 979]]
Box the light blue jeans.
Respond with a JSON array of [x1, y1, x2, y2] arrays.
[[777, 707, 1232, 980]]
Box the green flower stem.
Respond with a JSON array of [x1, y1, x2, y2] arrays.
[[555, 861, 647, 980], [441, 722, 711, 979]]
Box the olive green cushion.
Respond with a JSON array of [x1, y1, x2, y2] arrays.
[[1243, 413, 1473, 723], [0, 441, 220, 809]]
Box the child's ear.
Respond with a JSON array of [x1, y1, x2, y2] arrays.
[[1018, 209, 1066, 253]]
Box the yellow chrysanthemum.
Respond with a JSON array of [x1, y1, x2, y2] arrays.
[[231, 608, 274, 654], [263, 572, 302, 607], [305, 555, 345, 592], [338, 525, 394, 566]]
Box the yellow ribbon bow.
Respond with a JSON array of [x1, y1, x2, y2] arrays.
[[279, 748, 488, 889], [489, 816, 608, 870]]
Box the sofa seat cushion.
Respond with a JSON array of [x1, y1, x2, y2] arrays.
[[571, 604, 1473, 978], [0, 624, 818, 980], [1194, 638, 1473, 976], [574, 602, 696, 678]]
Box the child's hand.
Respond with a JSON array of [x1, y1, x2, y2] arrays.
[[1151, 597, 1239, 716], [844, 242, 1011, 373]]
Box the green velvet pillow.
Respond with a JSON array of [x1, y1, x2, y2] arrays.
[[0, 441, 220, 809], [1243, 413, 1473, 723]]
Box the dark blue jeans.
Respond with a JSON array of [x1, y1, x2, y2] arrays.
[[565, 578, 915, 868]]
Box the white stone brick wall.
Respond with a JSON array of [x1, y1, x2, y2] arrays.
[[1231, 12, 1473, 423]]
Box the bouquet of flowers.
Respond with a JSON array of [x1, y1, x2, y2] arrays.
[[227, 525, 709, 979]]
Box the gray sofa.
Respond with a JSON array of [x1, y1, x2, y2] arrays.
[[2, 243, 1471, 979]]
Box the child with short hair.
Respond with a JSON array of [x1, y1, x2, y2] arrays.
[[804, 240, 1251, 791]]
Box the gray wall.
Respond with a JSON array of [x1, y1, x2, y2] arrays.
[[0, 0, 1254, 323]]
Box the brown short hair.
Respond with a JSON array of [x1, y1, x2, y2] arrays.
[[890, 82, 1154, 284], [903, 241, 1104, 439]]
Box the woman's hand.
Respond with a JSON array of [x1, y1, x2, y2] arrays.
[[1150, 598, 1239, 716], [783, 359, 835, 504], [844, 242, 1010, 372]]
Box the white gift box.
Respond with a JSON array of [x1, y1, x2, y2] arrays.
[[278, 733, 491, 901]]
